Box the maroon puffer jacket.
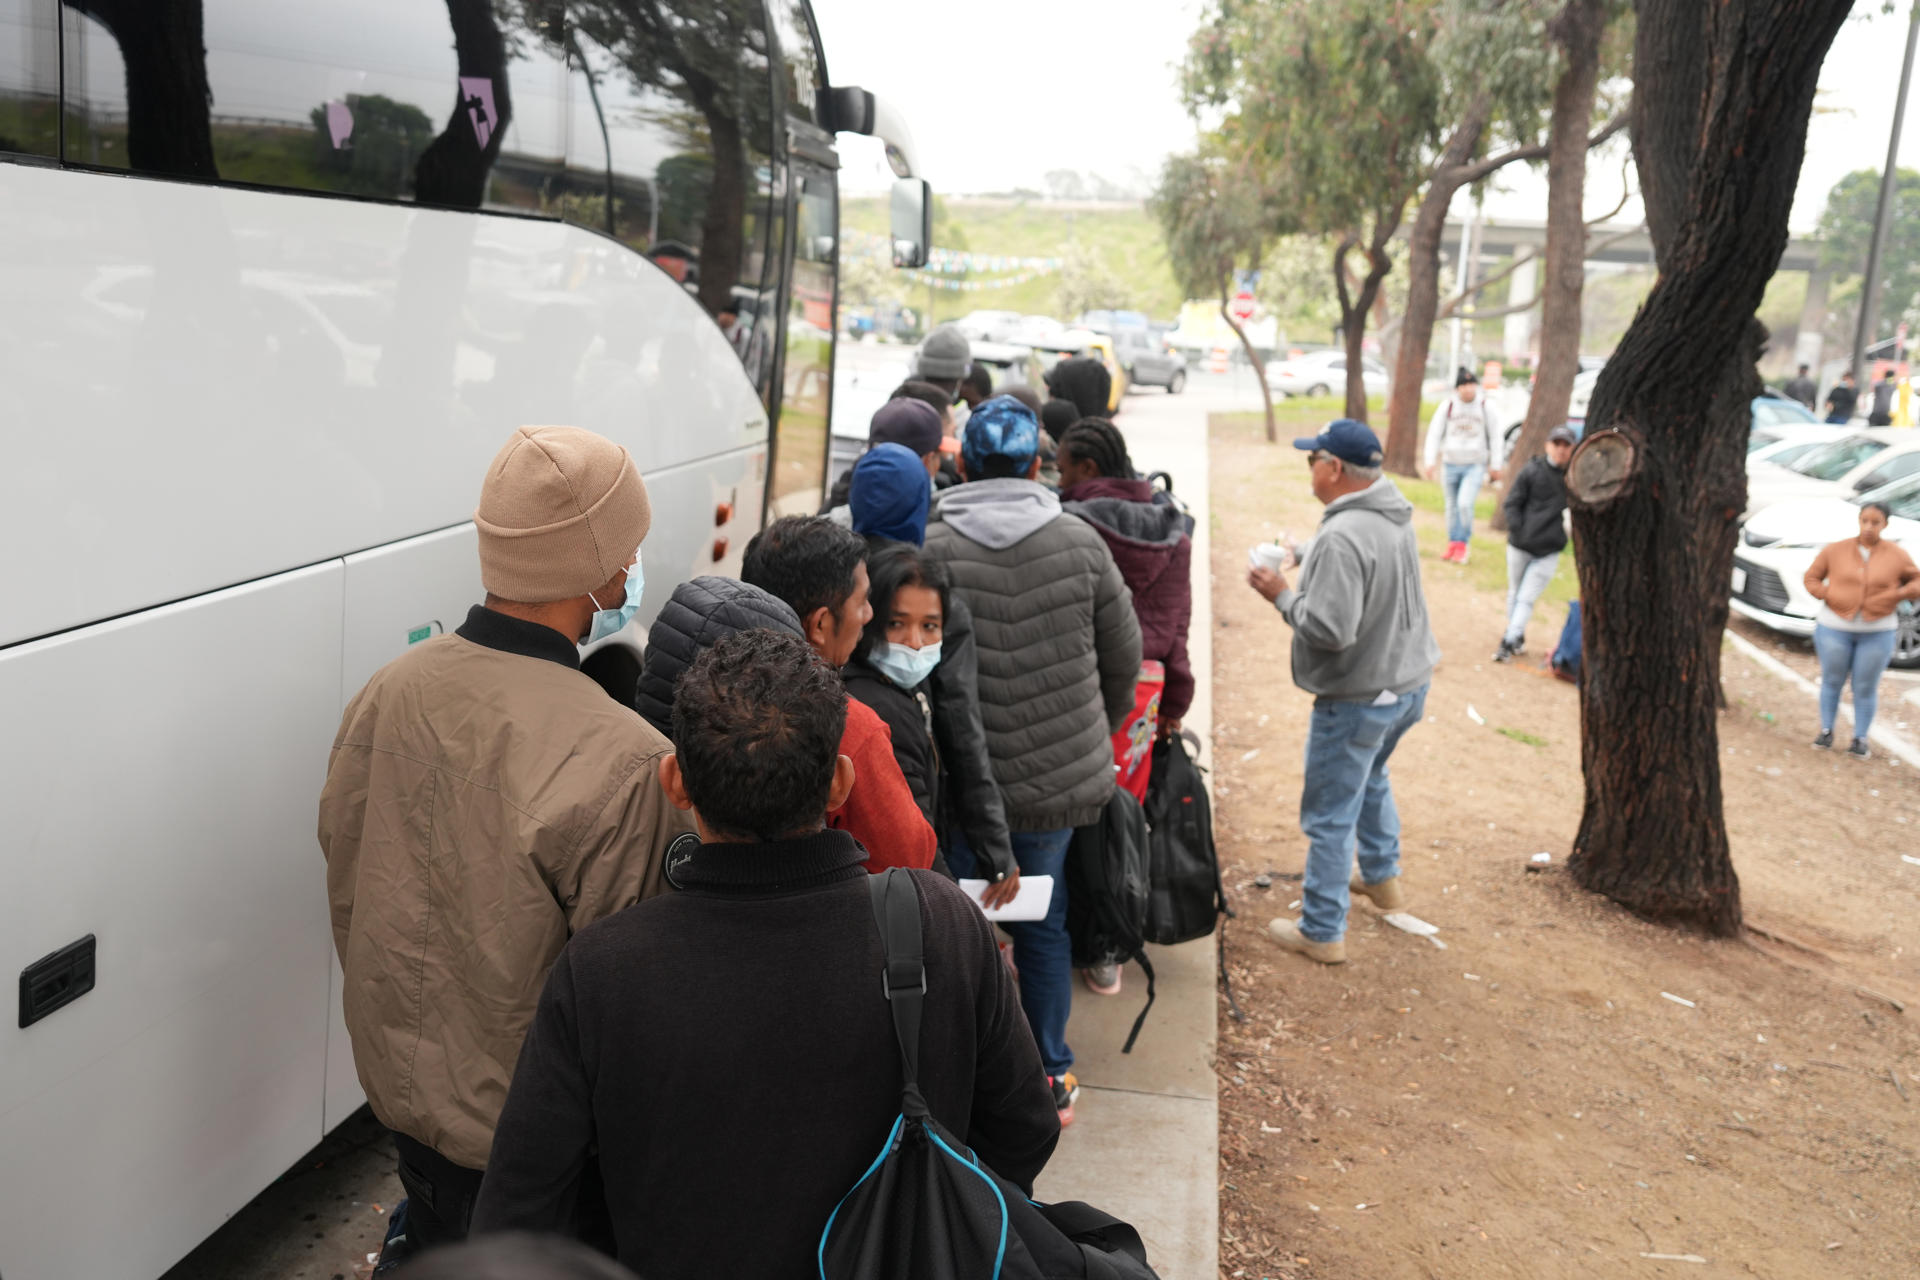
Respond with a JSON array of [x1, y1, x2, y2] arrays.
[[1062, 477, 1195, 721]]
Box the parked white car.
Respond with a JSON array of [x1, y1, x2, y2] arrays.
[[1747, 424, 1847, 469], [1732, 472, 1920, 666], [1264, 349, 1389, 399], [1744, 428, 1920, 516]]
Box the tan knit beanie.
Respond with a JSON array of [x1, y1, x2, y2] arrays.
[[474, 426, 652, 603]]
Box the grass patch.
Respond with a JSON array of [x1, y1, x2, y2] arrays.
[[1496, 727, 1549, 747]]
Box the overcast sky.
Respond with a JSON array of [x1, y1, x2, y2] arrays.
[[818, 0, 1920, 237]]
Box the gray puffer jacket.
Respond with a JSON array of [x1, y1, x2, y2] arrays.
[[635, 577, 804, 734], [926, 479, 1143, 831]]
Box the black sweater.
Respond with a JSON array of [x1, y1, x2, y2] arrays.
[[469, 829, 1059, 1279]]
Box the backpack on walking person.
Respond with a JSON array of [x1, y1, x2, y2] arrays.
[[1064, 790, 1158, 1053], [1141, 730, 1230, 948], [818, 870, 1162, 1280]]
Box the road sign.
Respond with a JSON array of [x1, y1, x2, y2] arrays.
[[1230, 291, 1255, 322]]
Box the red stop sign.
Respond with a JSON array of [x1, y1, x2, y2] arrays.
[[1230, 291, 1255, 321]]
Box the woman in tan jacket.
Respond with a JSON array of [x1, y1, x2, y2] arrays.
[[1804, 501, 1920, 758]]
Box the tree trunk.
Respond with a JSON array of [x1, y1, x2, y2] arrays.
[[1223, 299, 1277, 442], [1387, 104, 1489, 475], [1497, 0, 1607, 531], [73, 0, 216, 178], [414, 0, 512, 209], [1336, 213, 1402, 424], [1568, 0, 1851, 936]]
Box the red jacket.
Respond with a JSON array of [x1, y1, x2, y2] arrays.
[[829, 698, 937, 872], [1061, 477, 1196, 722]]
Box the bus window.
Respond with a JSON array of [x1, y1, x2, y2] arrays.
[[770, 163, 835, 513], [767, 0, 822, 123], [57, 0, 564, 210], [562, 2, 776, 339], [0, 0, 58, 157]]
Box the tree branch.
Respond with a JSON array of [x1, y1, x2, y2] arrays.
[[1446, 111, 1628, 188], [1455, 226, 1647, 321], [1333, 235, 1358, 322]]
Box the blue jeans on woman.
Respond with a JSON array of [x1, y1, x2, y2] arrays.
[[1442, 462, 1488, 544], [946, 825, 1075, 1077], [1299, 684, 1429, 943], [1813, 623, 1898, 738]]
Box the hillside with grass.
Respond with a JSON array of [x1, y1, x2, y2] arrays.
[[840, 195, 1185, 327]]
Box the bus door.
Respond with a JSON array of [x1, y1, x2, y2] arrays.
[[769, 155, 838, 516]]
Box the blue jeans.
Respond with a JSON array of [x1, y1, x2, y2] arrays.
[[946, 825, 1075, 1076], [1299, 684, 1429, 943], [1813, 623, 1898, 738], [1442, 462, 1488, 544], [1504, 547, 1560, 645]]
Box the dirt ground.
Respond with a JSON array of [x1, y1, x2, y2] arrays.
[[1206, 412, 1920, 1279]]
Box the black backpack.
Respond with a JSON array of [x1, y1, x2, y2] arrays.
[[1142, 731, 1230, 946], [1065, 789, 1157, 1053], [818, 871, 1162, 1280]]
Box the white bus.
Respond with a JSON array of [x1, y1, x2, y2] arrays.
[[0, 3, 927, 1275]]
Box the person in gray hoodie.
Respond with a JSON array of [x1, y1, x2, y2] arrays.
[[1248, 419, 1440, 965], [924, 394, 1142, 1125]]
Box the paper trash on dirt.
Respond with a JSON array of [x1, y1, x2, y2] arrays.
[[1660, 992, 1697, 1008], [1902, 855, 1920, 866], [1466, 704, 1487, 725], [1382, 912, 1440, 936], [1638, 1255, 1706, 1264]]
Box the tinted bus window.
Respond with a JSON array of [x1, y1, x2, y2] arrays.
[[767, 1, 821, 123], [563, 1, 777, 385], [771, 164, 836, 510], [0, 0, 58, 157], [59, 0, 564, 210]]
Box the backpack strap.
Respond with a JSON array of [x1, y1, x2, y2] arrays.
[[867, 869, 930, 1118]]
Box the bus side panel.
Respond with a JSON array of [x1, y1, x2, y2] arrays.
[[0, 564, 344, 1280], [0, 163, 769, 650]]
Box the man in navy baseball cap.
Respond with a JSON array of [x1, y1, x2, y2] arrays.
[[1247, 415, 1439, 966], [1292, 418, 1385, 467]]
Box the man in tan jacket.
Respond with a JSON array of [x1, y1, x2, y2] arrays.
[[319, 425, 691, 1259]]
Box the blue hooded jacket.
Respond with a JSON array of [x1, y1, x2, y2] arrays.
[[849, 443, 931, 546]]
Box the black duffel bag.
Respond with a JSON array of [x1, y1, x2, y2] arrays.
[[818, 870, 1161, 1280]]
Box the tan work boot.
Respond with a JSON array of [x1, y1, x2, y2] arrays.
[[1349, 873, 1407, 911], [1266, 917, 1346, 964]]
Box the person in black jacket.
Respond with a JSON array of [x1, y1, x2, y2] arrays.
[[842, 543, 949, 833], [848, 447, 1020, 900], [470, 630, 1060, 1279], [1495, 426, 1576, 663]]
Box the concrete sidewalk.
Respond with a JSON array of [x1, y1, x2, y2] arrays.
[[1032, 384, 1234, 1280]]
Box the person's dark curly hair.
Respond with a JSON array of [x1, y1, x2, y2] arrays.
[[669, 630, 848, 840], [741, 516, 868, 624], [1058, 417, 1133, 479]]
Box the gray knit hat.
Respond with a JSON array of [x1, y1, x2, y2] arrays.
[[914, 324, 972, 381]]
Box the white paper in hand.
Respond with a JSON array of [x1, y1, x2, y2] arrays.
[[959, 874, 1055, 922]]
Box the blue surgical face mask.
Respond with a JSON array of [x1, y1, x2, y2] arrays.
[[869, 640, 942, 689], [586, 560, 644, 644]]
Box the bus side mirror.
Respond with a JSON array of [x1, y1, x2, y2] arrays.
[[891, 178, 931, 269]]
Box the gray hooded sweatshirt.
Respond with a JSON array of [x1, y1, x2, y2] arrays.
[[1275, 478, 1441, 701], [926, 478, 1143, 831]]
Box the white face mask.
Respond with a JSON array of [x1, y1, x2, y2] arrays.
[[585, 560, 644, 644], [869, 640, 942, 688]]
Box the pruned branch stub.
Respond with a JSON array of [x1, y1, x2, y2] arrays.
[[1567, 426, 1643, 511]]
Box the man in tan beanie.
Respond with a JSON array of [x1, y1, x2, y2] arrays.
[[319, 425, 691, 1266]]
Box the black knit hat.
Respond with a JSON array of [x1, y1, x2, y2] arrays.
[[1455, 367, 1480, 387]]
